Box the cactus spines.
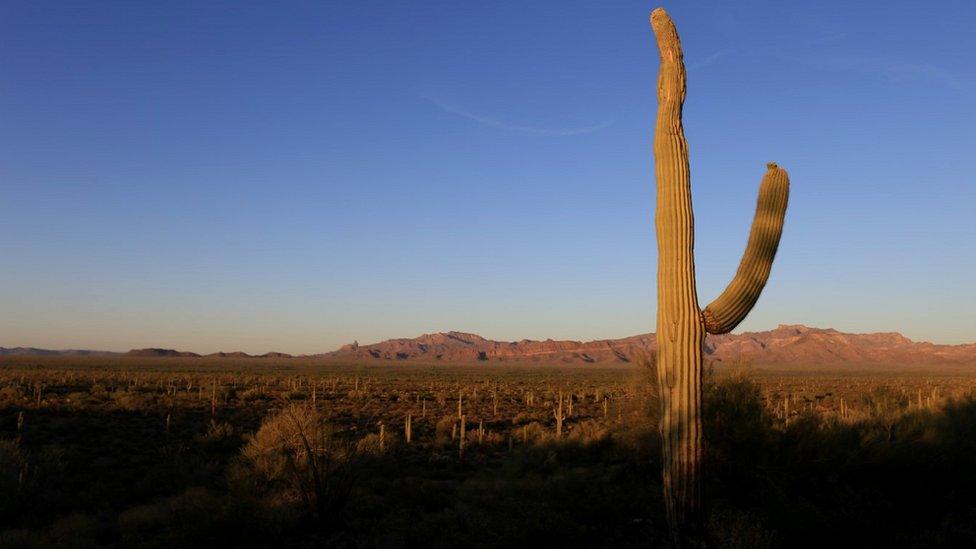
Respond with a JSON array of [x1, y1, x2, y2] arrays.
[[649, 7, 790, 542]]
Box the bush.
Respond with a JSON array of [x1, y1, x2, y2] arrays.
[[702, 368, 775, 511], [237, 386, 269, 402], [236, 404, 355, 525], [0, 441, 29, 520], [194, 420, 239, 453], [0, 441, 65, 528], [434, 414, 457, 446], [116, 487, 299, 547], [113, 390, 152, 412], [356, 432, 390, 455], [0, 386, 23, 405], [567, 419, 609, 445]]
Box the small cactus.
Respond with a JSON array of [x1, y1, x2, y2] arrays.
[[405, 412, 412, 444], [458, 415, 466, 459], [553, 392, 565, 438], [210, 378, 217, 417]]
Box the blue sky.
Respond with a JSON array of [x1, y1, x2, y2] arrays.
[[2, 1, 974, 354]]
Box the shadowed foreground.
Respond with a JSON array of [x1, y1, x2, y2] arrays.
[[1, 360, 975, 547]]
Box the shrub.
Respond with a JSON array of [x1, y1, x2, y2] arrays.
[[113, 390, 151, 412], [0, 386, 23, 405], [434, 414, 457, 446], [116, 487, 299, 547], [861, 386, 910, 442], [41, 513, 99, 549], [0, 441, 29, 520], [89, 383, 110, 401], [194, 420, 239, 453], [702, 368, 774, 506], [0, 441, 64, 528], [520, 421, 548, 444], [237, 386, 269, 402], [567, 420, 609, 445], [237, 404, 355, 524], [356, 433, 389, 455]]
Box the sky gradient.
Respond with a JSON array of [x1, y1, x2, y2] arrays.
[[2, 1, 974, 354]]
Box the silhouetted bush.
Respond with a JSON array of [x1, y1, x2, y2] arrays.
[[233, 404, 355, 530], [699, 370, 976, 548]]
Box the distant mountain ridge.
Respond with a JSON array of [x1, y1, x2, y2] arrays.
[[322, 325, 976, 368], [0, 347, 118, 357], [125, 348, 202, 358], [3, 325, 975, 368], [0, 348, 293, 359]]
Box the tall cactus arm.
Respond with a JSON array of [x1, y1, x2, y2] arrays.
[[702, 164, 790, 334]]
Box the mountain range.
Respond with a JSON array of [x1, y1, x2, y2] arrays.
[[0, 348, 293, 359], [5, 325, 973, 369], [322, 325, 976, 368]]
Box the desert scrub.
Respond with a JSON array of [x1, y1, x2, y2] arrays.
[[89, 383, 110, 401], [605, 353, 661, 460], [703, 367, 772, 447], [115, 487, 299, 548], [0, 385, 24, 405], [0, 440, 30, 520], [857, 387, 915, 443], [434, 414, 457, 446], [519, 421, 548, 444], [567, 419, 610, 446], [0, 441, 65, 528], [277, 389, 304, 402], [234, 404, 355, 524], [112, 390, 152, 412], [194, 420, 239, 453], [357, 430, 395, 455], [64, 391, 96, 407], [238, 386, 270, 402], [702, 369, 775, 504]]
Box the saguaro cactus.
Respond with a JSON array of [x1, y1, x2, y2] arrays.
[[649, 8, 790, 542]]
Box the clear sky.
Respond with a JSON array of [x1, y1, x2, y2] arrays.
[[2, 1, 974, 354]]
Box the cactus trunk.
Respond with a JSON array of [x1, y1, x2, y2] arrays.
[[652, 8, 704, 538], [649, 8, 790, 543]]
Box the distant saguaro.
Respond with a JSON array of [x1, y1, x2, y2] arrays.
[[649, 7, 790, 543]]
